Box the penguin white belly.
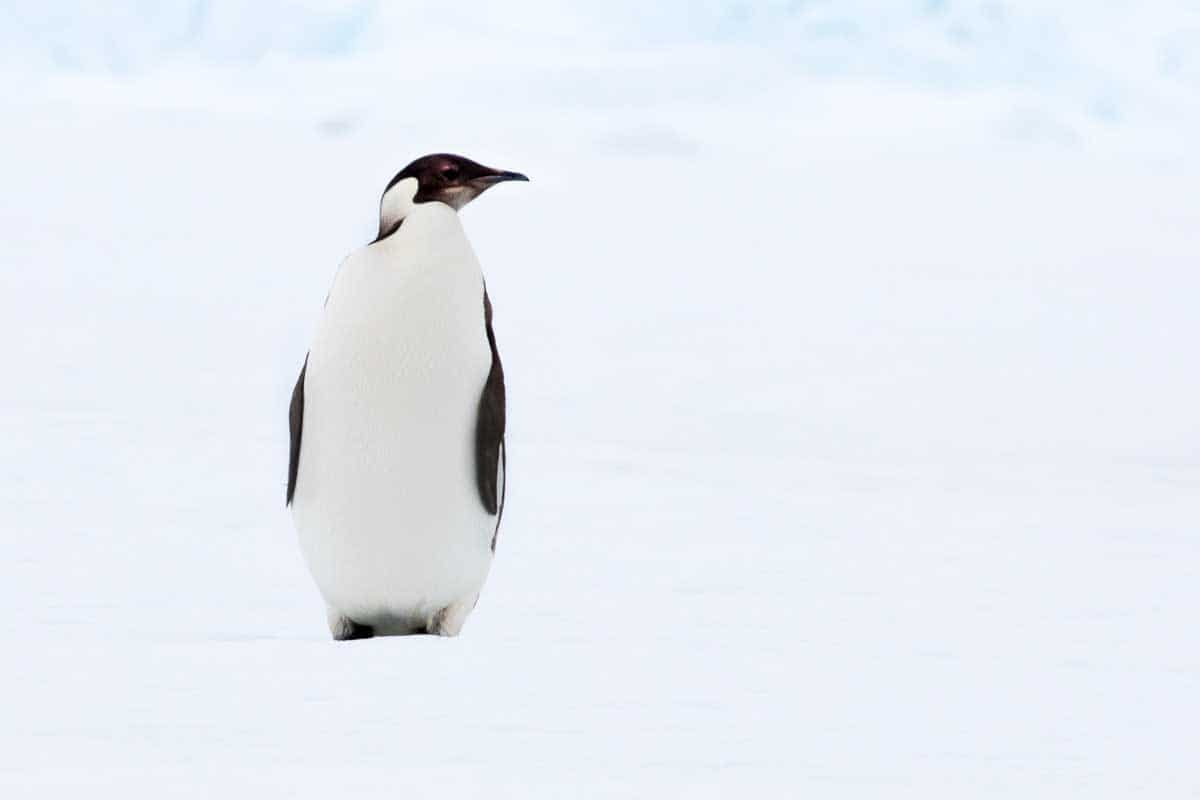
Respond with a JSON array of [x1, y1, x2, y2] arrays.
[[291, 202, 495, 632]]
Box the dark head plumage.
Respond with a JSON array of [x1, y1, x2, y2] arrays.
[[375, 154, 528, 241], [387, 153, 527, 208]]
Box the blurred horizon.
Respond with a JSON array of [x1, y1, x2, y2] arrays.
[[4, 1, 1200, 165]]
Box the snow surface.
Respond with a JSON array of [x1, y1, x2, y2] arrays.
[[2, 3, 1199, 797]]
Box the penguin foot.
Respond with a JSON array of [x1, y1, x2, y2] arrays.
[[328, 610, 375, 641], [427, 595, 477, 637]]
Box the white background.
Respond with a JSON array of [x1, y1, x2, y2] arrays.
[[2, 2, 1197, 796]]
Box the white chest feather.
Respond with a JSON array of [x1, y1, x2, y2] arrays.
[[290, 200, 496, 627]]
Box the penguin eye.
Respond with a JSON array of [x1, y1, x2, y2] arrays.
[[440, 166, 460, 182]]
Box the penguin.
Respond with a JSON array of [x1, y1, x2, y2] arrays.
[[287, 153, 527, 640]]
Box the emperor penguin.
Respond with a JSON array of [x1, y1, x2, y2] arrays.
[[287, 153, 527, 640]]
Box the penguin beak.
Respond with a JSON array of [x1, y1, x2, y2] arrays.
[[453, 168, 528, 209], [476, 170, 530, 185]]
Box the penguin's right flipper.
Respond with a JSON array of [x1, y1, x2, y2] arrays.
[[286, 354, 308, 506]]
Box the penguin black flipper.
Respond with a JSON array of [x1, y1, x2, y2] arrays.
[[475, 289, 506, 540], [286, 354, 308, 506]]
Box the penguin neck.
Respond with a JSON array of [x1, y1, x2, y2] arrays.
[[375, 177, 420, 242]]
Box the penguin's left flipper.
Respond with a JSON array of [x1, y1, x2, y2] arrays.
[[475, 290, 506, 535]]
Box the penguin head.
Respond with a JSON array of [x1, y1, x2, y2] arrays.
[[400, 153, 528, 209], [376, 154, 527, 240], [386, 153, 528, 211]]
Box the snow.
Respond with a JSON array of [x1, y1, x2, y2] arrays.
[[2, 3, 1199, 796]]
